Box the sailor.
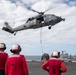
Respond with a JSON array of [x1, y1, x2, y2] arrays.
[[42, 51, 67, 75], [0, 43, 8, 75], [5, 44, 29, 75]]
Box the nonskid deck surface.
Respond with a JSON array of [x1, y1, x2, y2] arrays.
[[27, 61, 76, 75]]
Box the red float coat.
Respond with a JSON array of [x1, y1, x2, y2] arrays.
[[5, 54, 29, 75], [0, 51, 8, 70], [42, 58, 67, 75]]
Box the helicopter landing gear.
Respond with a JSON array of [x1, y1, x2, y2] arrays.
[[14, 31, 17, 36], [48, 26, 51, 29]]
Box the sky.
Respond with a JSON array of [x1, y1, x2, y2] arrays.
[[0, 0, 76, 56]]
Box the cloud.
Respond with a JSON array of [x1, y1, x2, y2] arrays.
[[0, 0, 76, 55]]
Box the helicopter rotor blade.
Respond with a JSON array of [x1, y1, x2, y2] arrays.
[[44, 7, 51, 13], [31, 9, 44, 15], [27, 7, 44, 15], [44, 4, 58, 13], [30, 8, 40, 14], [29, 5, 57, 15], [24, 3, 58, 15]]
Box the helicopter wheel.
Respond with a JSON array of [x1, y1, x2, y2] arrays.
[[14, 32, 17, 36], [48, 26, 51, 29]]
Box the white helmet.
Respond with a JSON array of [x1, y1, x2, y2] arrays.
[[11, 44, 21, 51], [52, 51, 60, 57], [0, 43, 6, 50], [10, 44, 21, 53]]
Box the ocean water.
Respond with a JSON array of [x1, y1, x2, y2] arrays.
[[25, 56, 41, 61]]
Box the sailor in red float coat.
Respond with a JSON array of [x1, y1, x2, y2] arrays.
[[42, 51, 67, 75], [0, 51, 8, 70], [5, 54, 29, 75], [5, 44, 29, 75], [0, 43, 8, 75]]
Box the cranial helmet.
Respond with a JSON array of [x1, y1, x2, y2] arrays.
[[0, 43, 6, 50], [11, 44, 21, 51], [52, 51, 60, 57]]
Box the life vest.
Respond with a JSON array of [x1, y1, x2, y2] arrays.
[[0, 51, 8, 70], [48, 58, 62, 75], [5, 54, 29, 75]]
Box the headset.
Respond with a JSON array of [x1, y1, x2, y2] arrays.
[[17, 44, 22, 51], [58, 52, 60, 58], [0, 43, 6, 50]]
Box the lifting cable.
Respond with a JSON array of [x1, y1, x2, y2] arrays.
[[40, 27, 44, 54]]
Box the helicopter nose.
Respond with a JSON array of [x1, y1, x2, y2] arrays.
[[58, 17, 65, 22], [62, 18, 65, 21]]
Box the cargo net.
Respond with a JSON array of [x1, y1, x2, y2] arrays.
[[41, 53, 49, 63]]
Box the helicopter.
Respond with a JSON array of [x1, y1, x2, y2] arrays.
[[2, 7, 65, 35]]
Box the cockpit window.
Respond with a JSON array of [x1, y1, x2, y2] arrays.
[[36, 16, 44, 24]]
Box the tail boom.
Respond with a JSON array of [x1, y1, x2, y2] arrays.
[[2, 22, 14, 34], [2, 27, 14, 33]]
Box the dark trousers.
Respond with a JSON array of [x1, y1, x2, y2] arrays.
[[0, 70, 5, 75]]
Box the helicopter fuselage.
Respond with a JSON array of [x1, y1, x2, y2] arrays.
[[12, 14, 65, 31], [2, 14, 65, 34]]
